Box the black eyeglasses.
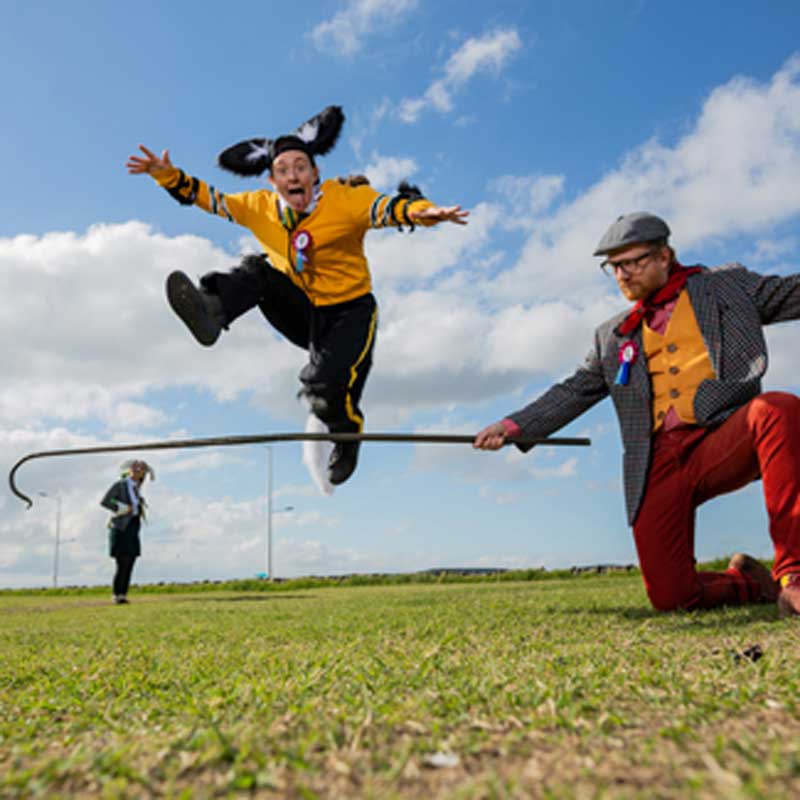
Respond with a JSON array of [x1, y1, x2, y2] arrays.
[[600, 248, 657, 276]]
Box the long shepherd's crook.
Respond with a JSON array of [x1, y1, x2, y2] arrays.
[[9, 431, 591, 508]]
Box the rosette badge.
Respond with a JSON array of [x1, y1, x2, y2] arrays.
[[615, 340, 639, 386], [291, 230, 313, 273]]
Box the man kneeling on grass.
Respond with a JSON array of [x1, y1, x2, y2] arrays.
[[475, 212, 800, 618]]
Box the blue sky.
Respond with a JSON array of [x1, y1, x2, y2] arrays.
[[2, 1, 800, 588]]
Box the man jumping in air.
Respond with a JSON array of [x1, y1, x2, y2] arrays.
[[128, 106, 468, 486]]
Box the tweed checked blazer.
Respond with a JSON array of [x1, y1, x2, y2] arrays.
[[507, 263, 800, 525]]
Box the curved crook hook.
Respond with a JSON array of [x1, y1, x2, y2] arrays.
[[9, 452, 41, 508]]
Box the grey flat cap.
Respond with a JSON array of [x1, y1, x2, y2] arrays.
[[593, 212, 670, 256]]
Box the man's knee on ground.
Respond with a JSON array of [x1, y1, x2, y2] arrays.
[[645, 581, 702, 612]]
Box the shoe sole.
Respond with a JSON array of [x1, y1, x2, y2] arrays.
[[166, 271, 220, 347], [329, 469, 355, 486], [328, 443, 359, 485], [728, 553, 780, 603], [778, 584, 800, 617]]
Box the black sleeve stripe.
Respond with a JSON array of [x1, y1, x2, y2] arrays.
[[165, 170, 199, 206]]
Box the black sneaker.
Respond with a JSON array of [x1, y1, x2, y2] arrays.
[[166, 271, 223, 347], [328, 441, 360, 485]]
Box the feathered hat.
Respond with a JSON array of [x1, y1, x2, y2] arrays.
[[217, 105, 345, 177]]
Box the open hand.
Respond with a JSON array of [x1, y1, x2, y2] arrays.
[[126, 145, 173, 175], [410, 205, 469, 225]]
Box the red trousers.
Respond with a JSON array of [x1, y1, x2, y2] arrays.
[[633, 392, 800, 611]]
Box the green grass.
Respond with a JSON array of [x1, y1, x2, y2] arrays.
[[1, 574, 798, 798], [0, 565, 602, 598]]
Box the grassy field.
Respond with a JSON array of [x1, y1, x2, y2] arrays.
[[1, 573, 798, 798]]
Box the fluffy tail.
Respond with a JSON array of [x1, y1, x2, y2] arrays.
[[302, 415, 335, 496]]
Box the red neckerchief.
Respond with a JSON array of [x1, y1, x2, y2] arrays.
[[616, 262, 702, 336]]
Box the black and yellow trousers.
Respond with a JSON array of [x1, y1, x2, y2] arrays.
[[200, 254, 377, 433]]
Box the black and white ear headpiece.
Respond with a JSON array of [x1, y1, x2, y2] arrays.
[[217, 106, 345, 177]]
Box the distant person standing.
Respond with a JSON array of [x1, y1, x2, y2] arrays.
[[100, 460, 154, 604]]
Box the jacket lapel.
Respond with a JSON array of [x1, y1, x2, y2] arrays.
[[686, 273, 721, 374], [627, 328, 650, 398]]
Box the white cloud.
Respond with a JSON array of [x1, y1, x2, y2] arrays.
[[482, 297, 621, 376], [396, 98, 427, 124], [114, 402, 168, 430], [398, 28, 522, 123], [746, 236, 797, 266], [366, 201, 499, 284], [443, 28, 522, 84], [489, 174, 566, 221], [405, 415, 585, 487], [479, 485, 520, 506], [349, 100, 393, 162], [763, 325, 800, 391], [363, 154, 418, 191], [155, 451, 248, 476], [310, 0, 418, 57], [530, 457, 578, 480], [0, 222, 308, 427], [488, 55, 800, 305]]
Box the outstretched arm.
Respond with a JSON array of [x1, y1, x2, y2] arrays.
[[125, 144, 252, 225], [475, 337, 610, 453], [351, 180, 468, 231]]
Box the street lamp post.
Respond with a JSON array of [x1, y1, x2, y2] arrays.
[[38, 491, 63, 588]]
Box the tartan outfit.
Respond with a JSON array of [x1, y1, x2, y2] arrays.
[[505, 263, 800, 610]]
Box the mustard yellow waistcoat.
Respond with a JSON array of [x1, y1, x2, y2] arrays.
[[642, 290, 717, 431]]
